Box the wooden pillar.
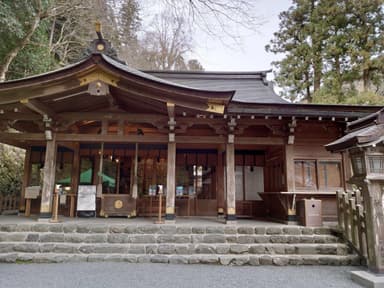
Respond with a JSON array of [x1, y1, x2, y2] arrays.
[[284, 144, 295, 222], [364, 181, 384, 273], [19, 147, 32, 213], [165, 142, 176, 221], [341, 151, 352, 191], [39, 134, 57, 219], [216, 146, 225, 216], [226, 142, 236, 222], [284, 144, 295, 192], [70, 142, 80, 217]]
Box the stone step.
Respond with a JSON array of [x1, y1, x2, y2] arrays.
[[0, 242, 351, 255], [0, 224, 334, 236], [0, 232, 340, 244], [0, 252, 361, 266]]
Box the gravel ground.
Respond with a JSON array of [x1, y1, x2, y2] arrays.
[[0, 263, 365, 288]]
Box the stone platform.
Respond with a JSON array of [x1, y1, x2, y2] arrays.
[[0, 216, 359, 266]]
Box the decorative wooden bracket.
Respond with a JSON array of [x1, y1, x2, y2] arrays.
[[287, 119, 297, 145], [43, 115, 53, 140], [228, 118, 236, 143], [87, 80, 110, 96], [167, 102, 176, 142]]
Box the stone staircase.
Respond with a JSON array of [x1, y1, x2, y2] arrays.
[[0, 223, 360, 266]]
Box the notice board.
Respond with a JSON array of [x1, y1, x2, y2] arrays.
[[77, 185, 96, 211]]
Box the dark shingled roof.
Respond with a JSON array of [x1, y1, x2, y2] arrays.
[[103, 55, 234, 93], [144, 70, 287, 104], [326, 124, 384, 152], [326, 108, 384, 152]]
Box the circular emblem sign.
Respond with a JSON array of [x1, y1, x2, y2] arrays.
[[114, 200, 123, 209], [96, 43, 105, 51]]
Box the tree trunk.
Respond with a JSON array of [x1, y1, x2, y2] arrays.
[[304, 71, 311, 102], [313, 58, 322, 94], [0, 15, 41, 82], [363, 69, 370, 92], [334, 56, 343, 102]]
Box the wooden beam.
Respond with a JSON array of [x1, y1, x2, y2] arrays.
[[60, 112, 168, 123], [176, 136, 226, 144], [0, 113, 41, 121], [0, 78, 81, 105], [20, 99, 56, 119], [0, 132, 166, 144], [56, 133, 168, 143], [0, 132, 285, 146], [235, 137, 284, 145], [0, 133, 45, 142]]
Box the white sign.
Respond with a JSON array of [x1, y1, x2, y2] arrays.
[[25, 186, 40, 199], [77, 185, 96, 211]]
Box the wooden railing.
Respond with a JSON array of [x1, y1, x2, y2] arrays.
[[337, 190, 368, 260], [0, 194, 19, 213]]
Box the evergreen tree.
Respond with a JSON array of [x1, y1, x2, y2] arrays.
[[267, 0, 384, 104], [0, 144, 24, 196], [0, 0, 54, 81]]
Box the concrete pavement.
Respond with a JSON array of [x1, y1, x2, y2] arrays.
[[0, 263, 364, 288]]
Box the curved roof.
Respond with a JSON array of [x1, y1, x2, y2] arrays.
[[0, 53, 234, 115], [145, 70, 287, 104], [0, 54, 234, 101]]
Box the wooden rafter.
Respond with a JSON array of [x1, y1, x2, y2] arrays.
[[113, 91, 166, 114], [20, 98, 56, 119]]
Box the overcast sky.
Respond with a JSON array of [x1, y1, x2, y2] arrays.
[[191, 0, 293, 72]]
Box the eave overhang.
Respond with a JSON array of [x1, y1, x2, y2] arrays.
[[228, 101, 381, 119], [0, 54, 235, 115], [326, 112, 384, 152]]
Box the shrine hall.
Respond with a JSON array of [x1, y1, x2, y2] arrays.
[[0, 29, 380, 224]]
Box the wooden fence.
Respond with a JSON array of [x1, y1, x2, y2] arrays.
[[0, 194, 19, 214], [337, 190, 368, 260]]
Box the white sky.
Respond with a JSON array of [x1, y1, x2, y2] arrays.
[[191, 0, 293, 72], [140, 0, 293, 74]]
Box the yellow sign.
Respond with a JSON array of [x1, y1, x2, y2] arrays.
[[206, 102, 225, 114], [78, 69, 119, 87]]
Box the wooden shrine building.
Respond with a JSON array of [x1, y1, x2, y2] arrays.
[[0, 31, 381, 223]]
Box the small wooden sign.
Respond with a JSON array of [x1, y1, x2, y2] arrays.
[[25, 186, 40, 199]]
